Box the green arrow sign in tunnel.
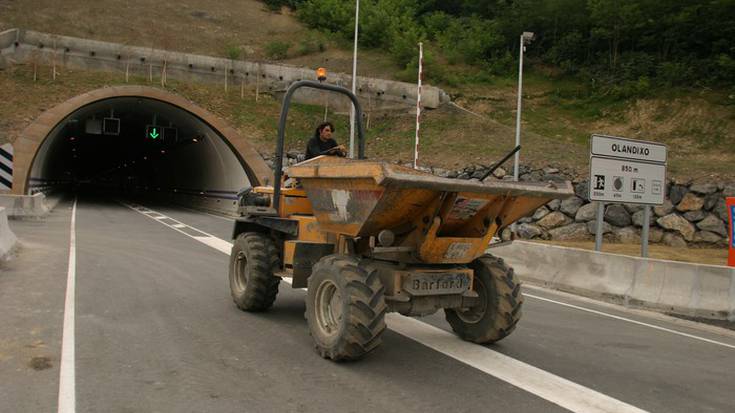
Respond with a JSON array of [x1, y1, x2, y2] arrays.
[[17, 87, 271, 214]]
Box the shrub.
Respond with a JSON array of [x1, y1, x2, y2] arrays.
[[262, 0, 305, 11], [264, 41, 291, 60], [437, 17, 505, 65], [296, 34, 326, 56], [225, 44, 242, 60]]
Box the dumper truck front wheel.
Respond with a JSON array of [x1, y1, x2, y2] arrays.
[[229, 232, 280, 311], [306, 255, 387, 361], [445, 255, 523, 344]]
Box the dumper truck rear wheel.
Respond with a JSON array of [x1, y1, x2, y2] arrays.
[[229, 232, 280, 311], [445, 255, 523, 344], [306, 255, 387, 361]]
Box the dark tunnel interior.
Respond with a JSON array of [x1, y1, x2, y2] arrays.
[[29, 97, 251, 213]]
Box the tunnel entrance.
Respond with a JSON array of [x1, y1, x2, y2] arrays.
[[16, 86, 271, 213]]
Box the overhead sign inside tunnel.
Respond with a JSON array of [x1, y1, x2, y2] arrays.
[[146, 125, 161, 141], [145, 126, 177, 143]]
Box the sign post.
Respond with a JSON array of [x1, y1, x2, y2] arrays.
[[589, 135, 667, 256], [728, 197, 735, 267]]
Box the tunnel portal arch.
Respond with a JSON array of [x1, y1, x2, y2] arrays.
[[13, 85, 271, 195]]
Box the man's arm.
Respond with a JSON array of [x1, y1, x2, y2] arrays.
[[322, 140, 346, 156]]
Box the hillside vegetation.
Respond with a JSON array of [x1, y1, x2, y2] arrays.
[[0, 0, 733, 179]]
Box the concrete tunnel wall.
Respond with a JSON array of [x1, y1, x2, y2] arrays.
[[14, 86, 272, 214]]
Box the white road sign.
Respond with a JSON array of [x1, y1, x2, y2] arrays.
[[589, 156, 666, 205], [591, 134, 667, 163]]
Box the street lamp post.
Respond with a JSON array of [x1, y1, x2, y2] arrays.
[[513, 31, 534, 181], [348, 0, 360, 159]]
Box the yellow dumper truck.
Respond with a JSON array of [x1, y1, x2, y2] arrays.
[[229, 78, 573, 361]]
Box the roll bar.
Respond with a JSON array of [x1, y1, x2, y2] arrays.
[[272, 80, 366, 212]]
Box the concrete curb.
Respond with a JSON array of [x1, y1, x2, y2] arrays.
[[490, 241, 735, 321], [0, 193, 49, 218], [0, 207, 18, 260]]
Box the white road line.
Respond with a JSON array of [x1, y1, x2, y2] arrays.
[[525, 293, 735, 350], [192, 235, 234, 253], [58, 198, 77, 413], [205, 212, 235, 221], [122, 203, 220, 241], [522, 284, 735, 340], [386, 315, 646, 413], [124, 203, 650, 413]]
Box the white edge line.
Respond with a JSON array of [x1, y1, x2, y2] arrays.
[[525, 293, 735, 350], [386, 314, 647, 413], [58, 197, 77, 413], [122, 203, 217, 240], [522, 284, 735, 340], [124, 202, 652, 413]]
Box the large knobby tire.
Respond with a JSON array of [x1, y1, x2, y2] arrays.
[[229, 232, 280, 311], [445, 254, 523, 344], [306, 255, 387, 361]]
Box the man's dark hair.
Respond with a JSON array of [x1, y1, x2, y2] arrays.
[[314, 122, 335, 139]]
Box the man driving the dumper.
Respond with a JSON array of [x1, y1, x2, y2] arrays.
[[305, 121, 347, 160]]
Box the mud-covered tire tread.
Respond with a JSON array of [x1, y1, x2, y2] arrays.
[[306, 255, 387, 361], [445, 254, 523, 344], [229, 232, 280, 311]]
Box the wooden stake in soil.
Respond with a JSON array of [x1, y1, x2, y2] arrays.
[[52, 39, 57, 81], [148, 63, 152, 83], [161, 60, 167, 87], [240, 77, 244, 99], [125, 61, 129, 83], [224, 63, 228, 93]]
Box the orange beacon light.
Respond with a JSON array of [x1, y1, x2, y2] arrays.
[[316, 67, 327, 82]]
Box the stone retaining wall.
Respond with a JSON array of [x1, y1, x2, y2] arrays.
[[447, 164, 733, 248], [273, 153, 734, 249]]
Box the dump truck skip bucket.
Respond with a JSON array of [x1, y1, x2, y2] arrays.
[[288, 157, 574, 238]]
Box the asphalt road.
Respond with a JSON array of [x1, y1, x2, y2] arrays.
[[1, 195, 734, 413]]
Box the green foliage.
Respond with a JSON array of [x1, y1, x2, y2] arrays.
[[438, 17, 505, 65], [296, 33, 326, 56], [225, 44, 242, 60], [264, 41, 291, 60], [262, 0, 305, 11], [282, 0, 735, 93]]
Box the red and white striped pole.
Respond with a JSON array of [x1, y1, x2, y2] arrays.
[[413, 42, 423, 170]]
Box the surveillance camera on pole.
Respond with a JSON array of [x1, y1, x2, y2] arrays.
[[513, 31, 534, 182]]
